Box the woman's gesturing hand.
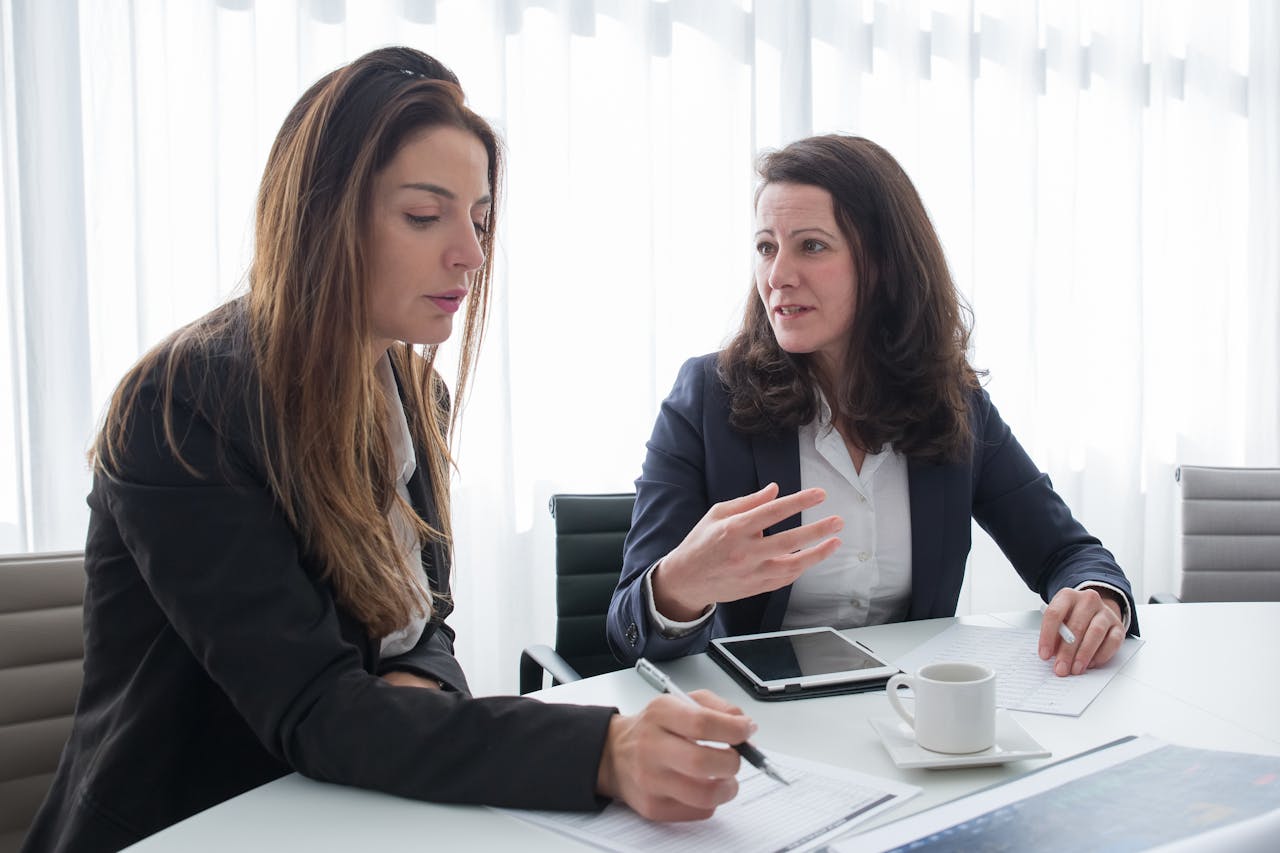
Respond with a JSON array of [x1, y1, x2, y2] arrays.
[[596, 690, 754, 821], [651, 483, 843, 621]]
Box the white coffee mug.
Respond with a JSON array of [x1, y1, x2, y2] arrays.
[[886, 662, 996, 754]]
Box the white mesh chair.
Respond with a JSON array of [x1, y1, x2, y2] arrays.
[[0, 552, 84, 853], [1156, 466, 1280, 603]]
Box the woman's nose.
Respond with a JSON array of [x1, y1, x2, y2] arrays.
[[767, 251, 795, 290], [450, 224, 485, 271]]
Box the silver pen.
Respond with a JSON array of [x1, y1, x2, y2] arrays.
[[1040, 604, 1077, 645], [635, 657, 790, 786]]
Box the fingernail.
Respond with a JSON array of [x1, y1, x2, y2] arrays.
[[1073, 661, 1085, 675]]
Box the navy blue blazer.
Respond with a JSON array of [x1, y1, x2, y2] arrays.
[[607, 354, 1138, 663]]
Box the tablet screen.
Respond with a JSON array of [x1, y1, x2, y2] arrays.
[[721, 630, 885, 682]]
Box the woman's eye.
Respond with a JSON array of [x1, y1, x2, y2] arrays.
[[472, 220, 488, 237], [803, 239, 826, 253], [406, 214, 439, 227], [756, 242, 776, 256]]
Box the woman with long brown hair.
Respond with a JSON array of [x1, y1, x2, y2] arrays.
[[608, 135, 1138, 674], [25, 47, 750, 853]]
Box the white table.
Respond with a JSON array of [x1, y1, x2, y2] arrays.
[[129, 603, 1280, 851]]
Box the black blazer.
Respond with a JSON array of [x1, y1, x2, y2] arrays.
[[607, 354, 1138, 663], [24, 312, 614, 853]]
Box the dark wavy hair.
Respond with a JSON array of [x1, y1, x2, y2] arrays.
[[718, 135, 982, 462]]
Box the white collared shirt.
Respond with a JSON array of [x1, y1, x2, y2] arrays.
[[781, 395, 913, 629], [375, 354, 433, 657]]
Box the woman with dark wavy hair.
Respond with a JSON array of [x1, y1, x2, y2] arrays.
[[608, 135, 1137, 675], [24, 47, 752, 853]]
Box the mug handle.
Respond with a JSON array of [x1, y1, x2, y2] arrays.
[[886, 673, 915, 728]]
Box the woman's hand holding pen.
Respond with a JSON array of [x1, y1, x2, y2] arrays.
[[651, 483, 844, 621], [1039, 586, 1126, 676], [596, 690, 754, 821]]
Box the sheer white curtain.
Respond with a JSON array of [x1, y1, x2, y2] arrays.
[[2, 0, 1276, 694]]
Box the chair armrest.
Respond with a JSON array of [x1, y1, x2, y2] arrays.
[[519, 644, 583, 694], [1148, 592, 1182, 604]]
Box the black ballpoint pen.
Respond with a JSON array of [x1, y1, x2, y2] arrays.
[[635, 657, 790, 785]]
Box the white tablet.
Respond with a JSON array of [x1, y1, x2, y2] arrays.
[[709, 626, 898, 693]]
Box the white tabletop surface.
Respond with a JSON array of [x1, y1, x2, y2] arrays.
[[128, 603, 1280, 851]]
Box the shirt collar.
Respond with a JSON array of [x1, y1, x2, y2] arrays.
[[375, 353, 417, 485], [815, 387, 834, 431], [810, 387, 892, 481]]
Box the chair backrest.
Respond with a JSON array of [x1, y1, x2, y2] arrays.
[[548, 493, 634, 682], [1178, 466, 1280, 602], [0, 551, 85, 853]]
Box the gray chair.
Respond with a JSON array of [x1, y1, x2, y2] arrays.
[[0, 552, 85, 853], [519, 494, 633, 694], [1150, 466, 1280, 603]]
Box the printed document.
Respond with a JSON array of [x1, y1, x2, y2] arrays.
[[499, 752, 919, 853], [892, 623, 1143, 715], [835, 735, 1280, 852]]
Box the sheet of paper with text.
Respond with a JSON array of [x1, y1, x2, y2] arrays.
[[893, 623, 1144, 715], [499, 752, 919, 853]]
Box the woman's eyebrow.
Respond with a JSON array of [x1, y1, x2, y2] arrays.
[[400, 181, 455, 198], [400, 182, 492, 207], [754, 226, 837, 239], [788, 226, 836, 238]]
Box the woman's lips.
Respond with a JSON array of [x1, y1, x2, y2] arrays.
[[426, 290, 467, 314]]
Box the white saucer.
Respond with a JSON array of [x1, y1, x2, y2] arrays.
[[869, 710, 1051, 769]]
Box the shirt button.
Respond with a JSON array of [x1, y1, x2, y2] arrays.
[[625, 623, 639, 645], [858, 551, 870, 562], [857, 494, 867, 503]]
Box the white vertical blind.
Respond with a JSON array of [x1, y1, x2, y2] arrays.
[[1, 0, 1275, 694]]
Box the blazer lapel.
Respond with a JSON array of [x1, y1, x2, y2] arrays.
[[751, 429, 801, 630], [402, 437, 454, 599], [751, 430, 802, 510], [907, 458, 945, 619], [388, 359, 454, 619]]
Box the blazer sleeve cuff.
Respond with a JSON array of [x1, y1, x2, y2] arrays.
[[1075, 581, 1133, 634], [643, 562, 716, 638]]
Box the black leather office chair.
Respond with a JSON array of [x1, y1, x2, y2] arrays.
[[518, 493, 634, 694]]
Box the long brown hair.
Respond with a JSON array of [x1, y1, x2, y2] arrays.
[[719, 135, 981, 462], [95, 47, 501, 636]]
